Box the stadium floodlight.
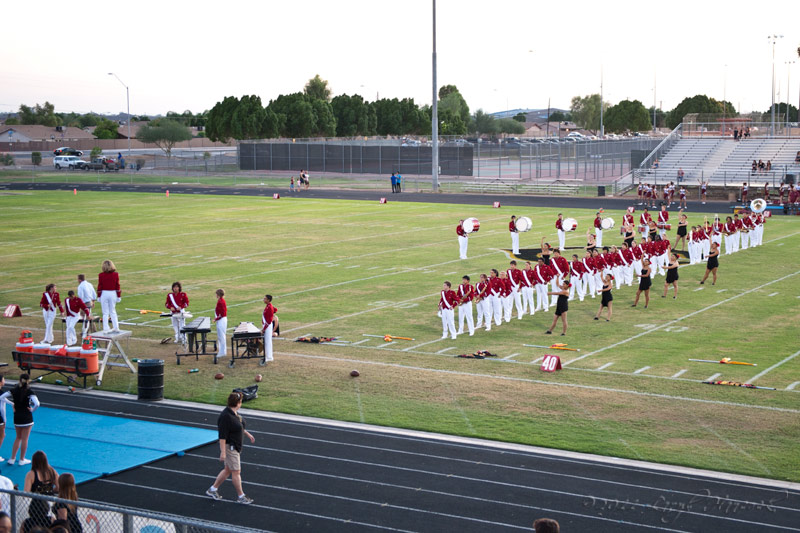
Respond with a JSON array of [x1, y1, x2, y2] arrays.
[[108, 72, 132, 158], [767, 35, 783, 136], [785, 61, 795, 131], [431, 0, 439, 192]]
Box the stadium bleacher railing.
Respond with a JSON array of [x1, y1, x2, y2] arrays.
[[0, 488, 262, 533]]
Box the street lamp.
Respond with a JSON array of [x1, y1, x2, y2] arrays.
[[431, 0, 439, 192], [108, 72, 131, 158], [786, 60, 795, 131], [767, 35, 783, 136]]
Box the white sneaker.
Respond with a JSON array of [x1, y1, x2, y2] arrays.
[[441, 335, 448, 339], [6, 459, 14, 465], [450, 336, 457, 340], [19, 459, 31, 466]]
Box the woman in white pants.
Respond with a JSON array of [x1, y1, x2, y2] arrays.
[[97, 260, 121, 332], [214, 289, 227, 358], [38, 284, 63, 344], [166, 282, 190, 344]]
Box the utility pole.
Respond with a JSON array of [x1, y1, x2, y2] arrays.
[[768, 34, 784, 136], [431, 0, 439, 192]]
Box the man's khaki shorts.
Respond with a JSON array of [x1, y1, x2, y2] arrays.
[[224, 447, 241, 471]]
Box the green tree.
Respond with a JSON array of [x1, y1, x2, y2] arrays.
[[93, 118, 119, 139], [309, 98, 337, 137], [665, 95, 728, 129], [373, 98, 403, 135], [496, 118, 526, 135], [31, 151, 42, 166], [4, 117, 19, 125], [90, 146, 103, 159], [570, 94, 604, 132], [136, 119, 192, 157], [761, 103, 798, 123], [268, 93, 316, 138], [513, 112, 527, 123], [304, 74, 332, 102], [438, 84, 459, 100], [78, 114, 100, 128], [548, 110, 568, 122], [604, 99, 651, 133], [470, 109, 496, 135], [230, 95, 267, 140], [206, 96, 240, 142], [18, 102, 61, 126], [331, 94, 372, 137], [438, 108, 466, 135], [439, 90, 470, 129]]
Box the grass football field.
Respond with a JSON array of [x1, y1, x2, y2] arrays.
[[1, 189, 798, 482]]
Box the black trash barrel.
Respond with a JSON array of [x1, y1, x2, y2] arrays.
[[785, 174, 796, 185], [138, 359, 164, 401], [597, 185, 606, 197]]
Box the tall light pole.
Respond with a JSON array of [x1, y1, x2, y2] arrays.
[[768, 35, 783, 136], [722, 64, 727, 135], [786, 60, 795, 131], [599, 66, 604, 137], [108, 72, 131, 157], [652, 72, 657, 132], [431, 0, 439, 192]]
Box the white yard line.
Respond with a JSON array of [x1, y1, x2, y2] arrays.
[[633, 366, 651, 374], [767, 292, 779, 297], [597, 362, 614, 371], [706, 373, 722, 381], [351, 339, 370, 346], [436, 347, 457, 354], [747, 349, 800, 383], [501, 353, 520, 360], [787, 382, 800, 391], [564, 268, 800, 366], [404, 338, 447, 352], [693, 287, 704, 292], [671, 369, 688, 378], [717, 289, 728, 293], [531, 357, 544, 364]]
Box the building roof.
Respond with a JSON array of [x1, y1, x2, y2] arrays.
[[0, 125, 95, 141]]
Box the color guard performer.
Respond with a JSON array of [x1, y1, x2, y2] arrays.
[[662, 253, 680, 299], [63, 290, 89, 346], [593, 212, 603, 247], [545, 279, 570, 336], [555, 214, 566, 251], [657, 205, 669, 239], [700, 242, 720, 285], [456, 276, 476, 336], [474, 274, 492, 331], [549, 250, 569, 306], [456, 220, 468, 260], [166, 282, 190, 345], [506, 261, 525, 320], [261, 294, 277, 362], [438, 281, 458, 340], [594, 274, 613, 322], [631, 258, 652, 308], [509, 216, 520, 255], [521, 262, 536, 315], [214, 289, 227, 359], [98, 259, 121, 333], [39, 284, 63, 344]]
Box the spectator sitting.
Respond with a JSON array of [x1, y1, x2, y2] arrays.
[[0, 511, 10, 533], [533, 518, 560, 533], [795, 151, 800, 163], [766, 160, 771, 172], [53, 473, 82, 533], [20, 499, 51, 533], [23, 451, 58, 496]]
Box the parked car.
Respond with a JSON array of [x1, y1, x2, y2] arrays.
[[84, 157, 120, 172], [53, 147, 82, 156], [53, 156, 87, 169]]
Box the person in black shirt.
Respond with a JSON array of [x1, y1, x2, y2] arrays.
[[206, 392, 255, 504], [545, 279, 569, 336]]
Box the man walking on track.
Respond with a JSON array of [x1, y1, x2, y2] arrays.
[[509, 216, 520, 255], [206, 392, 255, 504], [457, 220, 468, 260], [261, 294, 277, 363]]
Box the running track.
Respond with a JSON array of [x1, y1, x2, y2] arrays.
[[34, 388, 800, 532]]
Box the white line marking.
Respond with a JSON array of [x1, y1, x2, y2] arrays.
[[273, 260, 287, 264], [717, 289, 728, 293], [672, 369, 688, 378], [531, 357, 544, 364], [597, 362, 614, 371], [367, 266, 380, 270], [701, 423, 773, 477], [767, 292, 779, 297], [777, 242, 785, 246], [436, 347, 457, 354], [351, 339, 370, 346], [747, 349, 800, 383], [443, 271, 457, 275], [501, 353, 520, 360], [278, 351, 800, 414], [564, 268, 800, 365], [345, 265, 360, 269], [633, 366, 651, 374], [787, 382, 800, 391], [378, 341, 397, 347], [707, 373, 722, 381], [693, 287, 704, 291], [404, 338, 446, 352]]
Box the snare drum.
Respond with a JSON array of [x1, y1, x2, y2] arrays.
[[562, 217, 578, 232], [462, 217, 480, 234], [638, 224, 648, 233], [601, 217, 615, 230], [515, 216, 532, 232], [662, 224, 672, 230]]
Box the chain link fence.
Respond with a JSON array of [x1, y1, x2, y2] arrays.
[[0, 488, 260, 533]]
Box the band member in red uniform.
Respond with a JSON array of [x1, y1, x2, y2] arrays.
[[741, 214, 754, 250], [98, 259, 121, 332], [456, 220, 468, 260], [521, 261, 536, 315], [261, 294, 277, 362], [619, 243, 635, 286], [499, 271, 513, 323], [546, 279, 570, 336], [509, 216, 519, 255], [533, 259, 551, 312], [456, 276, 475, 336], [623, 207, 635, 230], [741, 182, 749, 204], [39, 284, 64, 344], [733, 213, 744, 252], [569, 254, 587, 302], [474, 274, 492, 331], [710, 216, 723, 250], [549, 250, 569, 306], [591, 249, 606, 297], [488, 269, 503, 327], [639, 208, 652, 239], [64, 290, 89, 346], [438, 281, 459, 340], [555, 214, 565, 251], [166, 282, 190, 344], [593, 212, 603, 248], [723, 216, 736, 255], [215, 289, 227, 359], [657, 205, 669, 239], [506, 261, 525, 320], [583, 251, 597, 298]]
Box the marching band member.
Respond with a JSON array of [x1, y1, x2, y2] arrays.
[[639, 208, 652, 239], [591, 249, 606, 297], [545, 279, 570, 336], [631, 239, 644, 277], [710, 216, 723, 250], [64, 290, 89, 346], [499, 272, 512, 323], [549, 249, 569, 305], [261, 294, 277, 362], [618, 243, 635, 286], [593, 212, 603, 247], [659, 236, 672, 276], [488, 269, 504, 326], [723, 216, 736, 255], [657, 205, 669, 239], [698, 224, 710, 259], [98, 259, 121, 333], [607, 246, 623, 289], [569, 254, 587, 302], [509, 216, 520, 255], [506, 261, 525, 320], [521, 262, 536, 315], [622, 207, 635, 231], [555, 214, 566, 251], [662, 253, 680, 299], [474, 274, 492, 331], [456, 220, 468, 260], [533, 259, 551, 312], [76, 274, 96, 338], [732, 213, 743, 253], [678, 186, 687, 209], [39, 284, 63, 344], [214, 289, 227, 359], [456, 276, 476, 336], [632, 258, 652, 308], [740, 214, 751, 250], [582, 251, 597, 298], [700, 242, 720, 286], [687, 226, 699, 265], [166, 281, 190, 345], [755, 212, 765, 246]]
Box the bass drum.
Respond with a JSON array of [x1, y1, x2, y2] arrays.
[[562, 217, 578, 232], [601, 217, 615, 230], [515, 216, 532, 232], [462, 217, 480, 234]]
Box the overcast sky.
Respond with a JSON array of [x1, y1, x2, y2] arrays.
[[2, 0, 799, 117]]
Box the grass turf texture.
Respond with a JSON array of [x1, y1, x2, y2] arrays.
[[1, 190, 799, 482]]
